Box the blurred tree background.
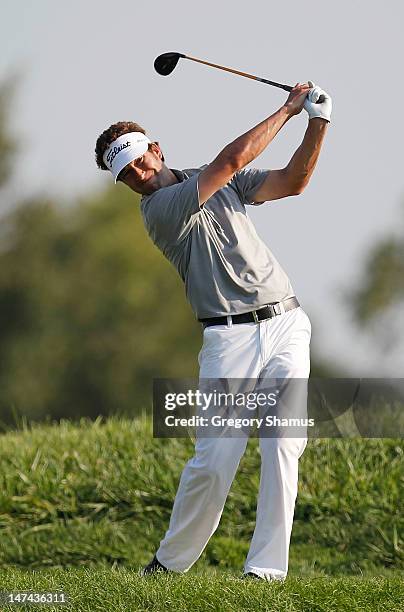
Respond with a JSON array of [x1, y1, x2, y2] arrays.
[[0, 82, 402, 428], [0, 188, 202, 425], [0, 78, 17, 188], [351, 225, 404, 352], [0, 82, 201, 427]]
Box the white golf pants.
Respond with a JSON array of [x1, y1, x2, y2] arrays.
[[156, 306, 311, 579]]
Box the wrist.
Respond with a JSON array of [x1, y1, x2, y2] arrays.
[[281, 104, 294, 121], [308, 117, 330, 127]]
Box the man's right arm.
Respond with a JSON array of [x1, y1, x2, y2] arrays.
[[197, 83, 311, 206]]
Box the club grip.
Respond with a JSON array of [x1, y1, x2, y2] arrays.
[[263, 80, 325, 104], [287, 85, 326, 104]]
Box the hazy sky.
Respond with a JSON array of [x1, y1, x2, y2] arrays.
[[2, 0, 404, 373]]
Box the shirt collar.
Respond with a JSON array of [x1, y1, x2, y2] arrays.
[[141, 168, 189, 204], [170, 168, 189, 182]]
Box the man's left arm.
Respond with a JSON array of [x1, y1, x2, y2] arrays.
[[253, 84, 331, 202]]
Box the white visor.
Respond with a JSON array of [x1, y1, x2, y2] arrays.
[[103, 132, 151, 183]]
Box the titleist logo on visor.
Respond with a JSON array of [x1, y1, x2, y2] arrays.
[[106, 141, 131, 168]]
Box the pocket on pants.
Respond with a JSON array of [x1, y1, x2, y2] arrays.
[[198, 324, 259, 379]]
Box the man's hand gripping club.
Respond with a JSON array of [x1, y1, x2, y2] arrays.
[[285, 82, 332, 122]]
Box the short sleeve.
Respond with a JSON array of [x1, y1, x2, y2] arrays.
[[141, 173, 201, 249], [232, 168, 271, 206]]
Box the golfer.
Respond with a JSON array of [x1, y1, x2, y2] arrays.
[[95, 81, 331, 580]]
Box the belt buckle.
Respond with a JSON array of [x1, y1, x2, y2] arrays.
[[254, 306, 270, 323], [253, 310, 260, 323], [253, 302, 284, 323]]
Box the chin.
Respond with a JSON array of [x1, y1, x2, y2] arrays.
[[129, 181, 151, 196], [143, 181, 160, 195]]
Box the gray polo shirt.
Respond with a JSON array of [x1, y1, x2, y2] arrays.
[[140, 167, 295, 319]]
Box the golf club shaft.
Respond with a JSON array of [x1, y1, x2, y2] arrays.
[[184, 54, 292, 92]]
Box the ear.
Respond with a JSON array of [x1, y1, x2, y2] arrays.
[[151, 141, 165, 162]]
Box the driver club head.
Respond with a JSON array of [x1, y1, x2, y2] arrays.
[[154, 52, 186, 76]]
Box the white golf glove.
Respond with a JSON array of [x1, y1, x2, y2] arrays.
[[304, 81, 332, 122]]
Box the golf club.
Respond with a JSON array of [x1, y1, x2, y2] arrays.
[[154, 52, 325, 103]]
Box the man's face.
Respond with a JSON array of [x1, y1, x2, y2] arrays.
[[117, 142, 164, 195]]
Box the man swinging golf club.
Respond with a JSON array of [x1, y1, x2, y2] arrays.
[[95, 76, 331, 580]]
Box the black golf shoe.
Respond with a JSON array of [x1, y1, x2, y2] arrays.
[[241, 572, 286, 582], [241, 572, 263, 580], [141, 554, 170, 576]]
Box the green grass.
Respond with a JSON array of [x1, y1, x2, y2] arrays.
[[0, 418, 403, 610], [0, 568, 403, 612]]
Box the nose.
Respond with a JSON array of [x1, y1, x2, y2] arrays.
[[132, 165, 145, 180]]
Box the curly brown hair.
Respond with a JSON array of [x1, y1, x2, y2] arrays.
[[95, 121, 147, 171]]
